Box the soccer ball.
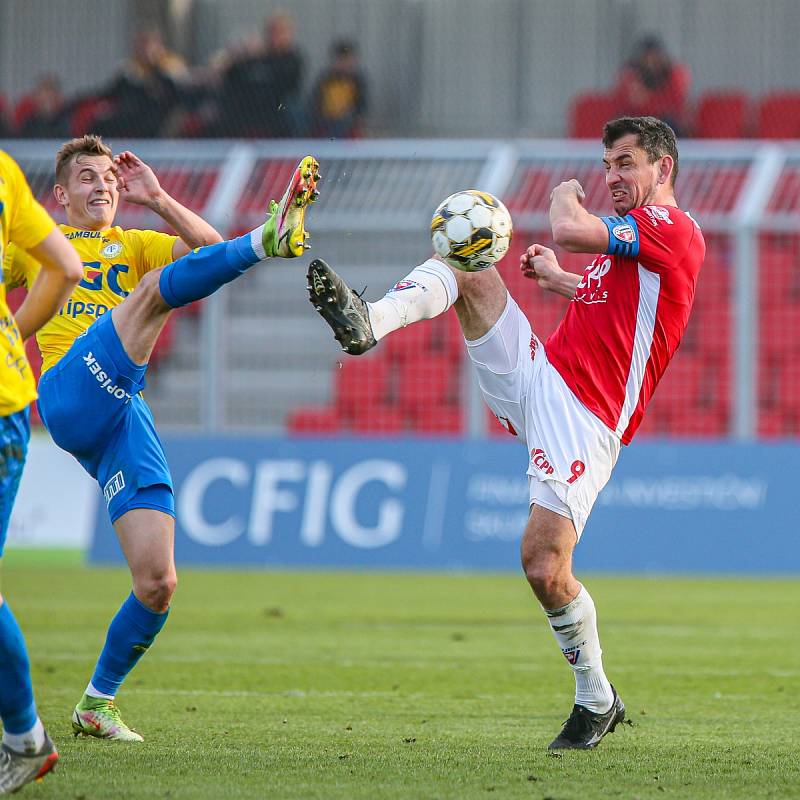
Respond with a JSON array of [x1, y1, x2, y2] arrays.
[[430, 190, 513, 272]]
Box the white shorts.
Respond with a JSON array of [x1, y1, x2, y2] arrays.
[[466, 294, 621, 539]]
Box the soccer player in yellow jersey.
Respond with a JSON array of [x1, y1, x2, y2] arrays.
[[4, 135, 320, 743], [0, 151, 82, 794]]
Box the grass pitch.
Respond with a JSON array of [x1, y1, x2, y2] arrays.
[[1, 550, 798, 800]]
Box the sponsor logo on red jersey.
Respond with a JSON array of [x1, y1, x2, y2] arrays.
[[574, 257, 611, 305], [644, 205, 674, 226]]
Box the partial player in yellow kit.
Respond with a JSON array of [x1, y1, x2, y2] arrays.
[[0, 150, 82, 794], [2, 134, 320, 745]]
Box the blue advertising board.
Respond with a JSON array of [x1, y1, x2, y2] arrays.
[[90, 437, 799, 573]]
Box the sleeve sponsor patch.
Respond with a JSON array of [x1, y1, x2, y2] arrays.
[[611, 223, 636, 243]]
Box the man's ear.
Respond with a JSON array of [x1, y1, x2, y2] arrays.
[[658, 155, 674, 186], [53, 183, 68, 208]]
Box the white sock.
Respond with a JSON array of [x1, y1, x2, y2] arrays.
[[249, 227, 267, 260], [544, 585, 614, 714], [367, 259, 458, 341], [85, 681, 114, 701], [2, 717, 46, 754]]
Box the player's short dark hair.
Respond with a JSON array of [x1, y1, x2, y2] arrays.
[[55, 134, 113, 184], [602, 116, 679, 185]]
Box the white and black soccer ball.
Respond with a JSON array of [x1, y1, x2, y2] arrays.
[[430, 190, 513, 272]]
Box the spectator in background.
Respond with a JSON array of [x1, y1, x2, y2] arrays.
[[613, 35, 690, 135], [95, 28, 189, 138], [211, 11, 304, 137], [15, 75, 70, 138], [311, 39, 368, 139]]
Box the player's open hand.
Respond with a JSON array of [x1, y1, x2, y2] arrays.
[[520, 243, 563, 291], [113, 151, 163, 208]]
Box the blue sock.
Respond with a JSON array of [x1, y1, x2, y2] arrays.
[[89, 592, 170, 697], [158, 233, 262, 309], [0, 602, 37, 734]]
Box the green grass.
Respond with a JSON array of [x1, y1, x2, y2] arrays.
[[1, 550, 798, 799]]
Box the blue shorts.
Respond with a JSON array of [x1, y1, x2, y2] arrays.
[[37, 312, 174, 524], [0, 407, 30, 557]]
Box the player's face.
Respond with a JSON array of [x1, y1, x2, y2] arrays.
[[602, 134, 662, 215], [57, 154, 119, 229]]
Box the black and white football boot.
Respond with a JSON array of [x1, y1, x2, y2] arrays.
[[307, 259, 377, 355], [547, 686, 626, 750]]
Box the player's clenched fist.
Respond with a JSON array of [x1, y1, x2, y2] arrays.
[[550, 179, 586, 204]]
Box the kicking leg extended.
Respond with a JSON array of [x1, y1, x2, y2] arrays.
[[307, 254, 508, 354]]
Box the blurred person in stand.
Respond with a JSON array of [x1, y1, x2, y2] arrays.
[[94, 28, 189, 138], [15, 75, 70, 139], [210, 11, 305, 137], [310, 39, 368, 139], [613, 35, 690, 135]]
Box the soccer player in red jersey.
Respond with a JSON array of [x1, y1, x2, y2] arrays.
[[307, 116, 705, 749]]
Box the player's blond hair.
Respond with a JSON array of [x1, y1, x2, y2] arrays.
[[55, 134, 113, 184]]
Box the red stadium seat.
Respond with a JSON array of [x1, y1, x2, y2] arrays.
[[335, 355, 391, 418], [693, 92, 749, 138], [412, 403, 463, 435], [756, 92, 800, 139], [568, 92, 617, 139], [286, 405, 342, 435], [397, 354, 457, 416], [383, 322, 434, 363], [348, 403, 404, 435]]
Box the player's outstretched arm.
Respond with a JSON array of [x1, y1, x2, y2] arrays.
[[549, 179, 608, 253], [520, 243, 582, 299], [114, 150, 223, 259], [14, 228, 83, 341]]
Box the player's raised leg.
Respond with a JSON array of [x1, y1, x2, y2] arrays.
[[156, 155, 319, 310], [307, 255, 509, 354], [520, 508, 624, 749]]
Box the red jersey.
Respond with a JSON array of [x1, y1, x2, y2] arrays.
[[545, 204, 705, 444]]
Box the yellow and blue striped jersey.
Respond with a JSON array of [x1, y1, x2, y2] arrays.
[[0, 150, 56, 415], [4, 225, 176, 374]]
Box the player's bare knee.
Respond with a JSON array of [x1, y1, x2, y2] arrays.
[[521, 546, 571, 606], [136, 571, 177, 612]]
